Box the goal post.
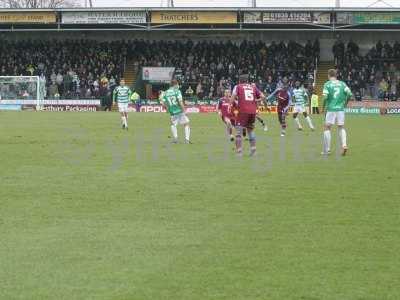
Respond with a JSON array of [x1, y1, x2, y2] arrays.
[[0, 76, 46, 110]]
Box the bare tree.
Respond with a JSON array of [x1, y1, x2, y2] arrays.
[[0, 0, 81, 8]]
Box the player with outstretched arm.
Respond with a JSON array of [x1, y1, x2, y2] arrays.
[[267, 78, 291, 137]]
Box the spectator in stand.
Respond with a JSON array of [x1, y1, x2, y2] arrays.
[[196, 82, 203, 99], [389, 79, 397, 101], [1, 39, 318, 100], [333, 39, 345, 65], [184, 85, 192, 96], [378, 78, 389, 100], [48, 82, 58, 99], [368, 75, 376, 98], [335, 40, 400, 101]]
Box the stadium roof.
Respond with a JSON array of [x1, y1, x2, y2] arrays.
[[91, 0, 399, 8]]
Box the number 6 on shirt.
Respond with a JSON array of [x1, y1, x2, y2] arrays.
[[244, 89, 254, 101]]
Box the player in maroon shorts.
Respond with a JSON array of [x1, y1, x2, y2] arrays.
[[231, 74, 265, 156], [267, 78, 292, 137], [217, 89, 235, 142]]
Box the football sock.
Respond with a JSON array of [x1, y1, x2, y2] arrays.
[[306, 116, 314, 129], [227, 126, 233, 136], [249, 131, 256, 152], [294, 117, 301, 129], [171, 125, 178, 139], [235, 134, 242, 153], [184, 125, 191, 141], [339, 128, 347, 148], [323, 130, 331, 153]]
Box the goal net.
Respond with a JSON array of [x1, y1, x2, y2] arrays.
[[0, 76, 46, 110]]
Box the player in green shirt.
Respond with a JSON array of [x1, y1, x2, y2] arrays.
[[113, 79, 132, 130], [322, 69, 353, 156], [159, 79, 191, 144], [292, 81, 314, 131]]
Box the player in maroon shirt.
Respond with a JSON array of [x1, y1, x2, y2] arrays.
[[251, 83, 268, 132], [231, 74, 265, 156], [217, 89, 236, 141], [267, 78, 292, 137]]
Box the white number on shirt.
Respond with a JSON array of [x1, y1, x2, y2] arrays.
[[167, 96, 177, 106], [244, 89, 254, 101], [333, 87, 340, 99]]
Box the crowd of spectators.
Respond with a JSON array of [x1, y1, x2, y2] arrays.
[[0, 38, 318, 101], [334, 39, 400, 101], [0, 39, 126, 99], [133, 39, 319, 99]]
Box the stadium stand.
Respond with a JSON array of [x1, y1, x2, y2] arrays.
[[0, 39, 318, 100], [0, 39, 126, 99], [334, 40, 400, 101], [133, 39, 318, 99]]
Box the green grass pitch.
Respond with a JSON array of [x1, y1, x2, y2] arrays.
[[1, 111, 399, 300]]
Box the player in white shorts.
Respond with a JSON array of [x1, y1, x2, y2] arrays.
[[159, 79, 191, 144], [325, 111, 345, 126], [113, 79, 132, 130], [322, 69, 353, 156], [292, 81, 314, 131], [171, 113, 190, 126]]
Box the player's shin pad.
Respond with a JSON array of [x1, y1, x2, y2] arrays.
[[171, 125, 178, 139], [248, 130, 256, 142], [339, 128, 347, 147], [248, 130, 256, 149], [323, 130, 331, 153], [235, 126, 243, 153]]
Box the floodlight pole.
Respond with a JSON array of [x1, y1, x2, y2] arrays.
[[167, 0, 174, 7], [248, 0, 256, 7], [335, 0, 340, 7]]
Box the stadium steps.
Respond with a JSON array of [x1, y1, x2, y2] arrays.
[[123, 60, 138, 88], [315, 61, 335, 105]]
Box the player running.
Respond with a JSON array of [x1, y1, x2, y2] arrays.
[[292, 81, 314, 131], [231, 74, 265, 156], [322, 69, 353, 156], [252, 83, 268, 131], [113, 78, 132, 130], [159, 79, 191, 144], [217, 89, 235, 142], [267, 78, 291, 137]]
